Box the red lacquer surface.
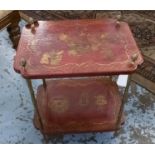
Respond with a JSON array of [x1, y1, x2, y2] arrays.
[[34, 78, 122, 134], [14, 19, 143, 79]]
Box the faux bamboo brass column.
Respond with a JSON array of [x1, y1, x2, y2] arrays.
[[26, 79, 48, 143], [42, 78, 49, 143], [42, 79, 47, 89], [115, 75, 131, 133]]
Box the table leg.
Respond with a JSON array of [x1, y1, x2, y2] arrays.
[[115, 75, 131, 134], [26, 79, 49, 143], [42, 79, 47, 89], [42, 78, 50, 143]]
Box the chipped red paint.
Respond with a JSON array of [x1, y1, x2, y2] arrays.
[[14, 19, 143, 79]]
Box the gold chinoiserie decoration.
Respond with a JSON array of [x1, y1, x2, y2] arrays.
[[95, 95, 107, 106], [48, 97, 69, 114], [40, 50, 63, 65]]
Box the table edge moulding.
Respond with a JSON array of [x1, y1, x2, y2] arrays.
[[14, 19, 143, 79]]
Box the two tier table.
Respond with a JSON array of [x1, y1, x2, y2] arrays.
[[14, 19, 143, 142]]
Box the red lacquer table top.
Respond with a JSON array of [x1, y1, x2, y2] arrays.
[[14, 19, 143, 79]]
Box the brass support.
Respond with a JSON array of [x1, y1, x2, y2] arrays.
[[26, 79, 49, 143], [115, 14, 122, 29], [42, 78, 49, 143], [42, 79, 47, 89], [115, 74, 131, 134]]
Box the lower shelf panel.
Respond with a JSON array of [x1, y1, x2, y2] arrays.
[[35, 78, 123, 134]]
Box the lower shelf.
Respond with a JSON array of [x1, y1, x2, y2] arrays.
[[34, 78, 123, 135]]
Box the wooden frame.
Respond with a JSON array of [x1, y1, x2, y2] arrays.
[[0, 11, 21, 49]]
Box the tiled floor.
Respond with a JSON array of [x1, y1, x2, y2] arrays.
[[0, 22, 155, 143]]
